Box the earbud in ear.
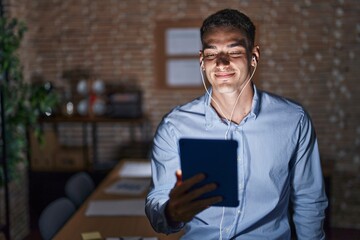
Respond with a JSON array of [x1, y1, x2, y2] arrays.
[[201, 60, 205, 71], [252, 56, 257, 67]]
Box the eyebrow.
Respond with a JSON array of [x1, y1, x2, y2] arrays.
[[203, 38, 247, 50], [229, 39, 247, 48]]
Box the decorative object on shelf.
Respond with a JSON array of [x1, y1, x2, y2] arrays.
[[61, 68, 90, 115], [65, 101, 74, 115], [91, 79, 106, 116], [92, 79, 105, 95], [76, 78, 106, 117], [106, 88, 142, 118], [92, 98, 106, 116], [59, 84, 75, 116], [60, 71, 143, 119], [76, 79, 88, 96], [76, 98, 88, 116]]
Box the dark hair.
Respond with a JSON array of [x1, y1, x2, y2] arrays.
[[200, 9, 256, 54]]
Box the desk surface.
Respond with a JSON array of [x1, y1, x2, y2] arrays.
[[54, 159, 183, 240]]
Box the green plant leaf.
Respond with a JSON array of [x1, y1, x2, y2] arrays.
[[0, 17, 59, 185]]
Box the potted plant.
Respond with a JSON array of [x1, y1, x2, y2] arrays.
[[0, 17, 59, 185]]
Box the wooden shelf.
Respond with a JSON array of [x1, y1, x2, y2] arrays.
[[31, 115, 151, 172], [39, 114, 147, 124]]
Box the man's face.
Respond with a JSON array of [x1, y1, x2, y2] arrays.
[[201, 26, 251, 95]]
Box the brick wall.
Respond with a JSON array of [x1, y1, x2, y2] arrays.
[[0, 166, 29, 240], [5, 0, 360, 229]]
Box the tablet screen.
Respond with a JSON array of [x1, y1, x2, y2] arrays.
[[179, 138, 239, 207]]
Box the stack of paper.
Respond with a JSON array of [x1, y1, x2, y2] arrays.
[[104, 179, 150, 195], [119, 161, 152, 178], [85, 199, 145, 216]]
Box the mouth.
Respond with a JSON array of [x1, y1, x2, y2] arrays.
[[214, 72, 235, 81]]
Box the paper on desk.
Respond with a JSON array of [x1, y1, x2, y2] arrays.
[[81, 231, 102, 240], [106, 237, 158, 240], [85, 199, 145, 216], [104, 179, 150, 195], [119, 161, 151, 178]]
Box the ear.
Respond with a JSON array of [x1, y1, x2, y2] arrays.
[[199, 50, 205, 70], [251, 45, 260, 67]]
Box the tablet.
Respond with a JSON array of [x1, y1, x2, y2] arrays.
[[179, 138, 239, 207]]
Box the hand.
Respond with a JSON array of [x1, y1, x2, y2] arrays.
[[165, 170, 222, 226]]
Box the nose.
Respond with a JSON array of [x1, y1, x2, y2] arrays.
[[215, 52, 230, 66]]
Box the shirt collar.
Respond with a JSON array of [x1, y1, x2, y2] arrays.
[[252, 84, 261, 118], [204, 84, 261, 129]]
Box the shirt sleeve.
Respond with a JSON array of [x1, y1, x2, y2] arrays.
[[145, 118, 184, 234], [290, 111, 328, 240]]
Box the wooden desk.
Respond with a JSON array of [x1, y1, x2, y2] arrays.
[[53, 159, 183, 240]]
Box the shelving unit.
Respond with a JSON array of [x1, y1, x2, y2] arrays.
[[32, 115, 151, 171]]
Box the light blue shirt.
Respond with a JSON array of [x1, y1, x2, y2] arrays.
[[145, 85, 328, 240]]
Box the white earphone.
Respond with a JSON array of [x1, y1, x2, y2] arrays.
[[201, 60, 205, 71], [252, 56, 257, 66]]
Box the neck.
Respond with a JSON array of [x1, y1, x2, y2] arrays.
[[211, 84, 254, 124]]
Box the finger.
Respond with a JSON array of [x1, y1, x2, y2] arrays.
[[169, 181, 218, 215], [171, 195, 223, 223], [186, 195, 223, 214], [171, 173, 206, 197], [177, 182, 218, 204]]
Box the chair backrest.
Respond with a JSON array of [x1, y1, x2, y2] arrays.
[[65, 171, 95, 207], [38, 197, 76, 240]]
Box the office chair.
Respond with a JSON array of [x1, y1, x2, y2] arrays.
[[65, 171, 95, 207], [38, 197, 76, 240]]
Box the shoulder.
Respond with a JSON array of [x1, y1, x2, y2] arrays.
[[154, 94, 206, 140], [257, 88, 310, 123], [163, 95, 206, 122], [258, 89, 304, 113]]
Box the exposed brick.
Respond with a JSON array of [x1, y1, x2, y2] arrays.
[[2, 0, 360, 231]]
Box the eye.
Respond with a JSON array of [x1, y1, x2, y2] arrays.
[[229, 51, 244, 58], [204, 53, 217, 60]]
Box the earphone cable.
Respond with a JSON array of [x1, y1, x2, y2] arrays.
[[200, 62, 257, 139]]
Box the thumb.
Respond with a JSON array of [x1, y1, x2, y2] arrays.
[[175, 169, 182, 186]]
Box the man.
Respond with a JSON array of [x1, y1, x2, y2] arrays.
[[146, 8, 328, 240]]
